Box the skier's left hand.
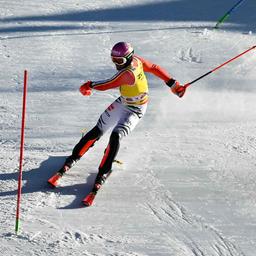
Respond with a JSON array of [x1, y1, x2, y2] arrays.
[[166, 79, 186, 98], [174, 84, 186, 98], [80, 81, 92, 96]]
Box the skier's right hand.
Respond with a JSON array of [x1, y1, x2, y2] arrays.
[[80, 81, 92, 96]]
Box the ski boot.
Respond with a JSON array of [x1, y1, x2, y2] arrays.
[[93, 170, 112, 192]]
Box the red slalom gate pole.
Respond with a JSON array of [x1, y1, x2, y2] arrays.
[[15, 70, 28, 234], [184, 45, 256, 89]]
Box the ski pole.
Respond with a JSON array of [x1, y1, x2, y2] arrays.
[[184, 45, 256, 89], [15, 70, 28, 234], [215, 0, 246, 29]]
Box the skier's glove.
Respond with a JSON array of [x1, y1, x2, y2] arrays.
[[166, 79, 186, 98], [80, 81, 92, 96]]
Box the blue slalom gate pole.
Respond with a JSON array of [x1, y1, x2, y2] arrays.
[[215, 0, 247, 29]]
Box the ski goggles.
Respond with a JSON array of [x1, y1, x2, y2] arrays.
[[111, 56, 127, 66]]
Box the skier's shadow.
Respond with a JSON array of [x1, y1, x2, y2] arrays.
[[0, 156, 96, 209]]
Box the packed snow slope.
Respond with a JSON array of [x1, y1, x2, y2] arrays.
[[1, 0, 256, 255]]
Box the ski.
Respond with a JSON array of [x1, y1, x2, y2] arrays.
[[82, 191, 97, 207], [82, 183, 101, 207], [47, 172, 63, 188], [47, 162, 72, 188], [82, 171, 112, 207]]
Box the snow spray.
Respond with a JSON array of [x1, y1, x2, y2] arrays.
[[184, 45, 256, 89], [15, 70, 28, 234]]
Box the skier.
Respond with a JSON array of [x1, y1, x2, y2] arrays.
[[48, 42, 186, 205]]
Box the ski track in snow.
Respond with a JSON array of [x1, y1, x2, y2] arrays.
[[1, 0, 256, 255], [131, 143, 245, 256]]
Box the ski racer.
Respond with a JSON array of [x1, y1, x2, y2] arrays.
[[48, 42, 186, 205]]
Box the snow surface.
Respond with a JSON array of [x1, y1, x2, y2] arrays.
[[1, 0, 256, 255]]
